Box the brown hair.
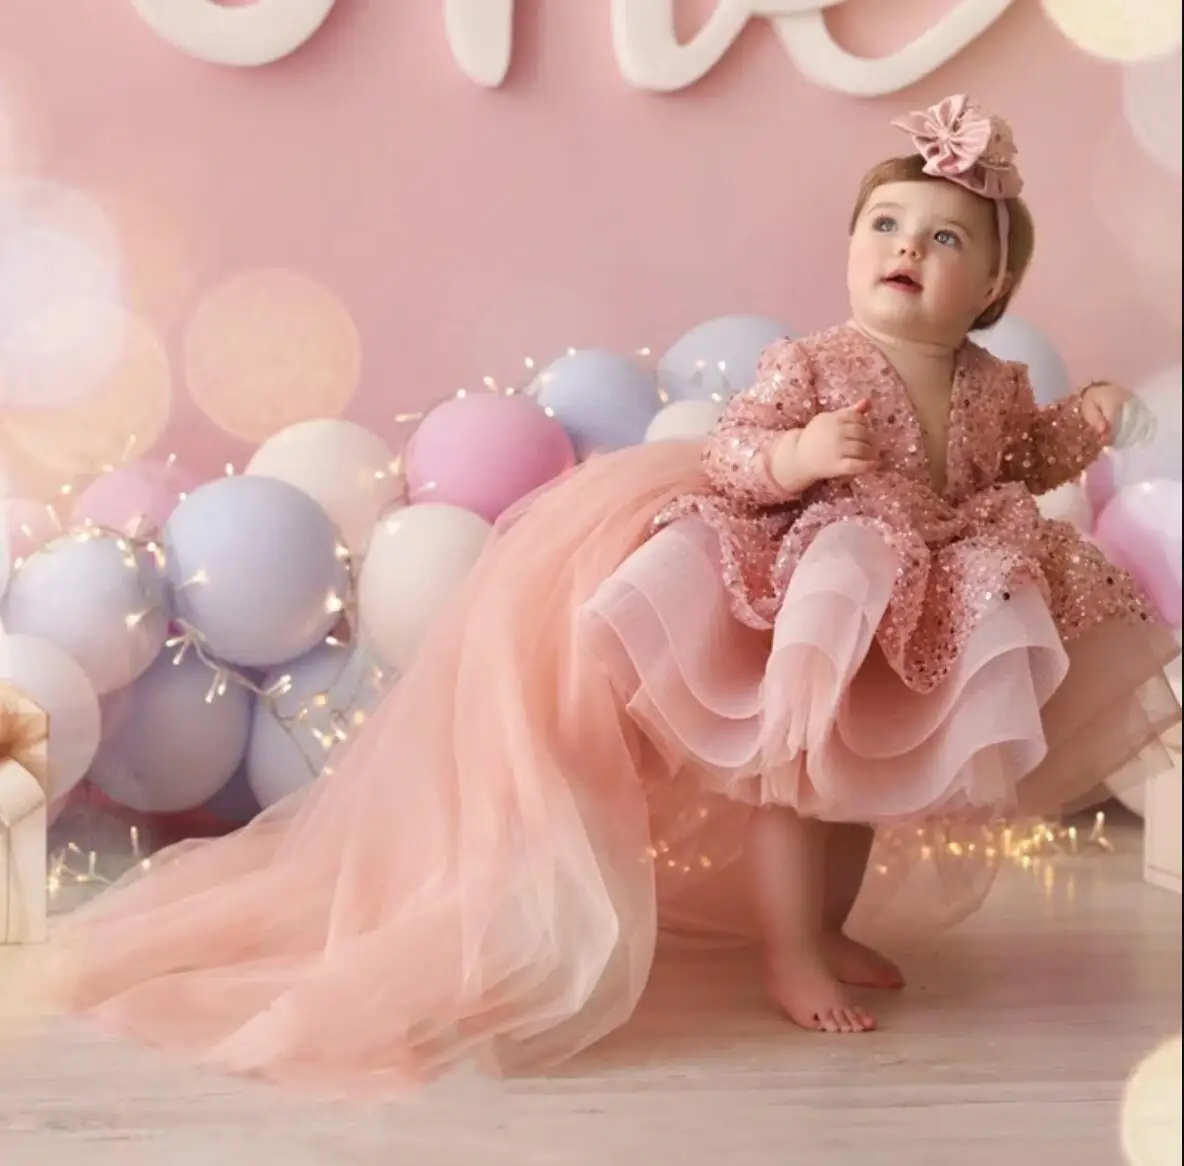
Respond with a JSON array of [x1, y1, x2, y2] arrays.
[[848, 154, 1035, 331]]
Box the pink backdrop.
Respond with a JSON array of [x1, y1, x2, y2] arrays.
[[1, 0, 1180, 482]]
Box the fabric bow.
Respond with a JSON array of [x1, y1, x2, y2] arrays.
[[891, 94, 1023, 200], [0, 685, 49, 829]]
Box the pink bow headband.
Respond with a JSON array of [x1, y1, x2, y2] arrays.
[[891, 94, 1023, 298]]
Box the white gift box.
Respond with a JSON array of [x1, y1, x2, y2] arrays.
[[0, 685, 49, 945], [1144, 675, 1182, 896]]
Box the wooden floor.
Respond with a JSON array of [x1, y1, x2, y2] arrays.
[[1, 815, 1179, 1166]]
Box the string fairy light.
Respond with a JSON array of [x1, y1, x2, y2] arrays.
[[2, 488, 391, 904], [20, 343, 1146, 907]]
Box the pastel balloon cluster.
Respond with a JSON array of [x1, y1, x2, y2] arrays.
[[8, 310, 1175, 836]]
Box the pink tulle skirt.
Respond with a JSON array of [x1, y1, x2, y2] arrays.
[[42, 441, 1180, 1097]]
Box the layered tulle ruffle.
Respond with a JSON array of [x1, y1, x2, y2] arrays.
[[42, 441, 1181, 1097]]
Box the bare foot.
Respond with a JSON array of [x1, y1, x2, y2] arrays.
[[765, 952, 877, 1034], [822, 932, 905, 991]]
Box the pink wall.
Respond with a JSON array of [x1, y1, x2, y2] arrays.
[[1, 1, 1180, 480]]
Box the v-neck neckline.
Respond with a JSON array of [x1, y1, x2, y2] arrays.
[[845, 322, 965, 497]]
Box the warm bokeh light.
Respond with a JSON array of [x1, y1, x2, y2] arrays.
[[1091, 121, 1183, 330], [0, 179, 124, 409], [184, 268, 362, 442], [4, 310, 173, 475], [1043, 0, 1182, 63], [1121, 1035, 1182, 1166], [92, 184, 198, 333], [0, 431, 72, 503], [1123, 49, 1183, 176]]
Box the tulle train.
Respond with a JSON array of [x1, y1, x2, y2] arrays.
[[42, 441, 1181, 1096]]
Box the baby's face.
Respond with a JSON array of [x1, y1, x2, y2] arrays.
[[846, 180, 1003, 345]]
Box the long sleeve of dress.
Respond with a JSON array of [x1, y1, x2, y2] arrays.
[[999, 362, 1105, 495], [702, 339, 819, 507]]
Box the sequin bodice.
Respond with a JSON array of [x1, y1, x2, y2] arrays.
[[655, 323, 1151, 693]]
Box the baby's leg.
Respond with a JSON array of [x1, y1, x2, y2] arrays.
[[748, 806, 875, 1033], [821, 824, 905, 990]]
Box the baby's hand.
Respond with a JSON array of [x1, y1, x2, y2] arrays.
[[775, 400, 877, 492], [1080, 381, 1132, 445]]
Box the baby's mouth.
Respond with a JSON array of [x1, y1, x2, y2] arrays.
[[882, 272, 922, 292]]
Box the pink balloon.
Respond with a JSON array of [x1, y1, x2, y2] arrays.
[[71, 459, 201, 536], [1083, 451, 1117, 515], [1093, 479, 1182, 627], [404, 394, 576, 522], [1, 497, 59, 563]]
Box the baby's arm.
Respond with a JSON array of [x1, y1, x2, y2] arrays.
[[703, 339, 819, 506], [998, 362, 1105, 495]]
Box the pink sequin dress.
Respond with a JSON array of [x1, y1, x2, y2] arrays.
[[44, 323, 1180, 1097], [586, 323, 1178, 822]]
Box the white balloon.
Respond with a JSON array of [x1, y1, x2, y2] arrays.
[[246, 419, 401, 555], [644, 398, 725, 443], [1036, 481, 1092, 530], [0, 632, 100, 800], [971, 317, 1070, 406], [357, 503, 491, 671], [658, 314, 792, 401]]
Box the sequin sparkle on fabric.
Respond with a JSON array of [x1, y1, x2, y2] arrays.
[[655, 323, 1151, 694]]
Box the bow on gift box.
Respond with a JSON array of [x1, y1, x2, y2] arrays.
[[1, 683, 50, 945]]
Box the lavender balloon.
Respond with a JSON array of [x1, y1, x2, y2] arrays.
[[971, 316, 1069, 406], [1, 531, 168, 695], [532, 349, 661, 459], [87, 650, 253, 814], [163, 475, 350, 668], [245, 641, 393, 809], [659, 314, 793, 402], [201, 765, 263, 828]]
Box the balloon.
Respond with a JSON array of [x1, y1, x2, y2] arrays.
[[1, 530, 168, 694], [971, 317, 1069, 405], [1093, 479, 1182, 627], [1036, 481, 1092, 530], [1083, 451, 1119, 515], [1111, 363, 1183, 491], [245, 641, 392, 809], [87, 650, 252, 814], [0, 632, 100, 801], [0, 496, 58, 591], [658, 314, 792, 402], [404, 393, 575, 523], [246, 419, 401, 555], [644, 399, 725, 443], [533, 349, 660, 458], [358, 503, 491, 671], [164, 475, 350, 668], [200, 765, 262, 829], [70, 458, 199, 536]]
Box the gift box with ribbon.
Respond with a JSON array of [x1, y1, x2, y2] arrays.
[[0, 682, 49, 945]]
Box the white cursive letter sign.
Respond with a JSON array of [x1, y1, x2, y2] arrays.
[[128, 0, 1020, 97], [128, 0, 336, 67]]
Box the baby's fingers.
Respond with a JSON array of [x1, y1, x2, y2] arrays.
[[834, 454, 878, 477], [840, 435, 875, 458]]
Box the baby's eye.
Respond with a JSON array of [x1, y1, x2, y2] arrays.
[[871, 215, 896, 233], [934, 229, 961, 247]]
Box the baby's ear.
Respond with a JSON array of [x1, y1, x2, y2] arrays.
[[985, 270, 1013, 307]]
